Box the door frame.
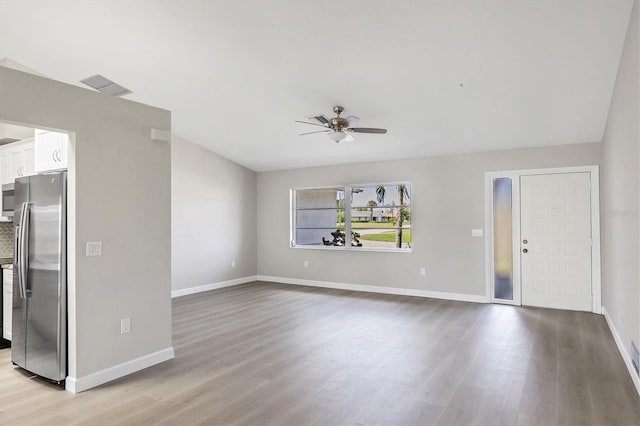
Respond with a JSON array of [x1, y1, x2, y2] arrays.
[[484, 165, 601, 314]]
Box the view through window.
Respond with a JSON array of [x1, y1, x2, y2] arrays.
[[292, 183, 412, 251]]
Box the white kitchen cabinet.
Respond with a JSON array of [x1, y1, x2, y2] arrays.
[[1, 138, 35, 185], [3, 268, 12, 341], [0, 152, 9, 186], [23, 145, 35, 176], [35, 130, 68, 172], [0, 138, 35, 219], [9, 150, 22, 180]]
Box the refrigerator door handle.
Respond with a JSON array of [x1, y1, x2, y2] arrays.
[[19, 202, 31, 298], [15, 223, 25, 299]]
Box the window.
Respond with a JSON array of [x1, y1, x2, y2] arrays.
[[492, 177, 513, 300], [291, 183, 412, 251], [292, 187, 345, 247]]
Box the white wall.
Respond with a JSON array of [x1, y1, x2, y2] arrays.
[[0, 66, 173, 390], [257, 142, 601, 297], [171, 136, 257, 292], [601, 0, 640, 374]]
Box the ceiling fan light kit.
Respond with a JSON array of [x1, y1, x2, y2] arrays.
[[327, 131, 354, 143], [295, 105, 387, 143]]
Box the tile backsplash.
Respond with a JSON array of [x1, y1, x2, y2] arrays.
[[0, 222, 13, 258]]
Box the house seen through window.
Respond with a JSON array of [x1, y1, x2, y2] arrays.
[[292, 184, 412, 251]]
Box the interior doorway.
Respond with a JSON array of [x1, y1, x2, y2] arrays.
[[485, 166, 601, 313]]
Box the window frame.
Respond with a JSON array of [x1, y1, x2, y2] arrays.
[[290, 182, 413, 253]]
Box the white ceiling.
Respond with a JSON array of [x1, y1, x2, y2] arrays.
[[0, 0, 633, 171]]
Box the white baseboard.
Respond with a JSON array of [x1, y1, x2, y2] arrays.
[[602, 306, 640, 397], [256, 275, 489, 304], [171, 275, 257, 298], [65, 347, 174, 393]]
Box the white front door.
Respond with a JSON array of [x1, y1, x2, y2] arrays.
[[520, 172, 592, 311]]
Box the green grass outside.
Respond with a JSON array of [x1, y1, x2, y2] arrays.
[[336, 221, 410, 229], [359, 230, 412, 243]]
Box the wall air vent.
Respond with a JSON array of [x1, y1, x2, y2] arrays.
[[80, 74, 132, 97], [632, 341, 640, 375]]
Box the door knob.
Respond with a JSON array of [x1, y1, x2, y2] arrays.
[[522, 248, 528, 253]]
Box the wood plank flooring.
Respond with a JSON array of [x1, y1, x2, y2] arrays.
[[0, 281, 639, 425]]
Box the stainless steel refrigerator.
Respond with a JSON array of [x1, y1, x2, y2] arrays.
[[12, 172, 66, 385]]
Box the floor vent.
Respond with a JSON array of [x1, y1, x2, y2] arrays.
[[631, 341, 640, 375], [80, 74, 132, 97]]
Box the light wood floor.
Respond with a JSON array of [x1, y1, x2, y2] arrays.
[[1, 281, 639, 425]]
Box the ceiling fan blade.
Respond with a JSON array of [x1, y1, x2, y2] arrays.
[[299, 129, 331, 136], [295, 120, 331, 129], [308, 114, 330, 125], [347, 127, 387, 134], [345, 116, 360, 126]]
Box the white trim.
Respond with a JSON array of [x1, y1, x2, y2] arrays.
[[512, 175, 523, 306], [291, 245, 412, 253], [484, 166, 601, 313], [602, 307, 640, 397], [590, 168, 602, 314], [484, 175, 493, 302], [257, 275, 489, 304], [487, 165, 600, 177], [171, 276, 257, 298], [65, 347, 174, 393]]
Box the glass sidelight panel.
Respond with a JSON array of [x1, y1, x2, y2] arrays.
[[493, 178, 513, 300]]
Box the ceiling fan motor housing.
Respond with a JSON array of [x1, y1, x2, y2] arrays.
[[329, 117, 349, 131]]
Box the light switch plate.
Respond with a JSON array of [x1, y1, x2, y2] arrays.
[[86, 241, 102, 256], [471, 229, 484, 237], [120, 318, 131, 334]]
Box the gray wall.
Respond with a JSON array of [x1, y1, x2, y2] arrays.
[[0, 66, 172, 380], [601, 0, 640, 359], [171, 136, 257, 291], [257, 142, 601, 296]]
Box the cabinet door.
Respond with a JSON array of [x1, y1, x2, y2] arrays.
[[0, 152, 9, 185], [23, 145, 35, 176], [60, 134, 69, 169], [9, 150, 22, 180], [35, 130, 67, 172], [2, 286, 10, 340], [3, 270, 12, 340]]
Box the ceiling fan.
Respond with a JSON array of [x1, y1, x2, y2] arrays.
[[295, 106, 387, 143]]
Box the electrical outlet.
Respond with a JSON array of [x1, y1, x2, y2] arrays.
[[231, 260, 236, 268], [86, 241, 102, 256], [304, 260, 309, 268], [420, 267, 426, 277], [120, 318, 131, 334]]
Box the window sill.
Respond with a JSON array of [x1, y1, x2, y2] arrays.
[[291, 245, 413, 254]]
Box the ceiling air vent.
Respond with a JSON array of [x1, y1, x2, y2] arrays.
[[80, 74, 132, 97]]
